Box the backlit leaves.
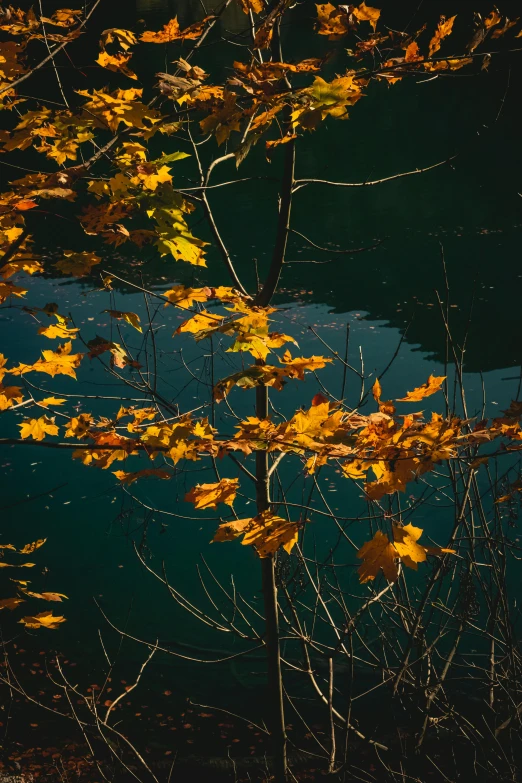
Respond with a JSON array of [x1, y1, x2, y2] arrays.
[[357, 524, 455, 583], [213, 511, 299, 557], [140, 16, 213, 44], [396, 374, 446, 402], [19, 611, 66, 630], [428, 15, 457, 57], [19, 416, 59, 441], [185, 478, 239, 509], [11, 341, 83, 379]]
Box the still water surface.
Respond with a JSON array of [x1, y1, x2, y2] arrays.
[[1, 0, 521, 707]]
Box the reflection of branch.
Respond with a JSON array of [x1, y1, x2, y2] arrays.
[[294, 155, 456, 190], [288, 229, 385, 256]]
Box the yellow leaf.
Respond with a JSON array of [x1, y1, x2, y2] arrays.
[[357, 530, 398, 583], [96, 50, 137, 80], [38, 323, 79, 340], [372, 377, 382, 402], [11, 342, 83, 379], [140, 16, 212, 43], [113, 469, 172, 485], [19, 539, 47, 554], [352, 2, 381, 31], [213, 511, 299, 557], [100, 28, 137, 50], [39, 396, 66, 407], [19, 416, 59, 441], [237, 0, 264, 13], [104, 310, 142, 332], [428, 15, 457, 57], [18, 611, 66, 630], [1, 256, 43, 279], [0, 384, 23, 410], [64, 413, 93, 439], [396, 374, 446, 402], [391, 523, 427, 570], [185, 478, 239, 509], [22, 590, 67, 602]]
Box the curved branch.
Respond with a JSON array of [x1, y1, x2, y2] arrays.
[[289, 229, 385, 256], [294, 155, 456, 189]]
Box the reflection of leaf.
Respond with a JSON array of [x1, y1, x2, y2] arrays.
[[18, 611, 66, 630], [185, 478, 239, 509], [213, 511, 299, 557], [54, 250, 101, 277], [396, 374, 445, 402]]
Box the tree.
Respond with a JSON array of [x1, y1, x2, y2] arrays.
[[1, 2, 522, 780]]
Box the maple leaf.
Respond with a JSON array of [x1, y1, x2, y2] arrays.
[[1, 256, 43, 279], [140, 16, 213, 43], [396, 374, 446, 402], [213, 511, 299, 557], [19, 539, 47, 554], [100, 28, 137, 50], [96, 50, 137, 81], [164, 285, 212, 309], [352, 2, 381, 31], [357, 530, 398, 583], [22, 590, 68, 602], [39, 396, 66, 407], [40, 9, 82, 27], [316, 3, 352, 38], [280, 351, 333, 379], [64, 413, 93, 439], [38, 323, 79, 340], [428, 15, 457, 57], [237, 0, 264, 13], [185, 478, 239, 509], [18, 611, 66, 630], [103, 310, 142, 332], [0, 597, 25, 610], [54, 250, 101, 277], [113, 468, 172, 485], [11, 342, 83, 379], [19, 416, 59, 441], [0, 384, 23, 411], [0, 281, 27, 303]]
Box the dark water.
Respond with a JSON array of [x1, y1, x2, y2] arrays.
[[1, 0, 522, 722]]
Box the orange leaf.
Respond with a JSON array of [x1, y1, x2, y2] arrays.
[[185, 478, 239, 509], [396, 374, 445, 402]]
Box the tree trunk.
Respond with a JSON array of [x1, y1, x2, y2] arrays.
[[256, 382, 287, 782]]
